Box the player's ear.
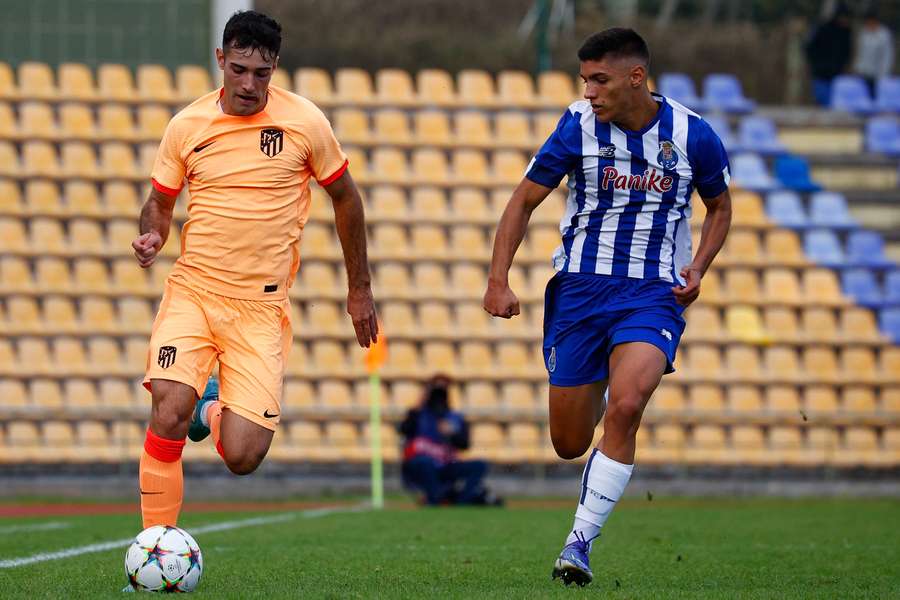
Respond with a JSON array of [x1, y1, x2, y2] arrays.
[[215, 47, 225, 71], [630, 64, 645, 89]]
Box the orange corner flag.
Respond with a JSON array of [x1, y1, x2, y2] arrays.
[[364, 325, 388, 374]]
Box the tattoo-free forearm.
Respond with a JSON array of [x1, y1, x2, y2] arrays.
[[693, 195, 732, 275], [332, 191, 372, 288], [488, 195, 534, 286], [139, 190, 175, 245]]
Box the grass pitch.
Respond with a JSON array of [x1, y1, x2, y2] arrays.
[[0, 497, 897, 599]]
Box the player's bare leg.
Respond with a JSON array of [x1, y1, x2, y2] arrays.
[[552, 342, 666, 586], [140, 379, 196, 528], [548, 381, 607, 460], [217, 410, 274, 475]]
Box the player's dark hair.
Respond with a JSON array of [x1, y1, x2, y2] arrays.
[[578, 28, 650, 66], [222, 10, 282, 61]]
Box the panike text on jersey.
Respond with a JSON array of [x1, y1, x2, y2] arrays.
[[525, 94, 729, 285]]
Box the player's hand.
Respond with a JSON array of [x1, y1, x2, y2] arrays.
[[132, 231, 163, 268], [672, 265, 702, 307], [483, 280, 520, 319], [347, 284, 378, 348]]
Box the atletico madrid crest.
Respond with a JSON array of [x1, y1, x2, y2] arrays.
[[260, 128, 284, 157]]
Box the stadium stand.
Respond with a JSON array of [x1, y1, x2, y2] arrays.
[[0, 62, 897, 469]]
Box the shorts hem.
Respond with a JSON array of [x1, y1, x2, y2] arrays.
[[226, 403, 279, 431], [608, 333, 677, 374], [548, 373, 609, 387], [142, 374, 206, 397]]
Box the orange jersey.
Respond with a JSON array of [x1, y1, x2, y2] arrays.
[[151, 85, 348, 300]]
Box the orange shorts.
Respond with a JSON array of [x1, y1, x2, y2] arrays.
[[143, 278, 292, 431]]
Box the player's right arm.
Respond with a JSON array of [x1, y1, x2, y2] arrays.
[[483, 179, 554, 319], [132, 187, 177, 268]]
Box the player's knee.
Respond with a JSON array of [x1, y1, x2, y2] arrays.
[[223, 447, 267, 476], [150, 408, 190, 440], [551, 431, 591, 460], [605, 392, 645, 434]]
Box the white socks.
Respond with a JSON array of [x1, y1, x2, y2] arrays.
[[565, 449, 634, 551]]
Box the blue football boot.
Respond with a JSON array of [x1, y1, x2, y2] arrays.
[[187, 377, 219, 442], [551, 532, 595, 587]]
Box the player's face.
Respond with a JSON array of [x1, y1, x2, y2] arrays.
[[216, 45, 277, 116], [580, 57, 641, 123]]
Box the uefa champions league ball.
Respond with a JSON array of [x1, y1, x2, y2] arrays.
[[124, 525, 203, 592]]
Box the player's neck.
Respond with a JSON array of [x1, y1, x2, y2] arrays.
[[612, 91, 660, 133]]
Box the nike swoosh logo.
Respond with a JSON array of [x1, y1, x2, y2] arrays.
[[263, 410, 279, 418], [140, 490, 165, 495], [193, 142, 215, 152]]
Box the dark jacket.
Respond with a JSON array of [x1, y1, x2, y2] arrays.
[[805, 19, 852, 79]]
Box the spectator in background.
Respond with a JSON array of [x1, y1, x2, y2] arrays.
[[399, 375, 501, 506], [853, 8, 894, 95], [805, 3, 853, 106]]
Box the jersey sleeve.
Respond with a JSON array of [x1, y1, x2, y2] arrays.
[[525, 109, 582, 189], [688, 116, 731, 199], [306, 109, 349, 186], [150, 118, 187, 196]]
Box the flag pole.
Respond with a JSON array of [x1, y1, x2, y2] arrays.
[[369, 372, 384, 509]]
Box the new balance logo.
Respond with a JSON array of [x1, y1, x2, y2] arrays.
[[157, 346, 176, 369]]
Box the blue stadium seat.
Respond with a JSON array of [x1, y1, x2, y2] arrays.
[[659, 73, 704, 111], [765, 191, 808, 228], [865, 117, 900, 156], [702, 74, 755, 114], [841, 268, 883, 309], [846, 230, 894, 269], [830, 75, 875, 114], [875, 76, 900, 113], [774, 155, 820, 192], [808, 191, 856, 230], [804, 229, 845, 268], [738, 115, 785, 155], [884, 270, 900, 306], [731, 153, 778, 192], [879, 307, 900, 343], [703, 114, 740, 152]]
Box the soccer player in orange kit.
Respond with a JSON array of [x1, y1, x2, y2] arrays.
[[131, 10, 378, 528]]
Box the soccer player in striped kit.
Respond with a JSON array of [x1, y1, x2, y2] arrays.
[[483, 28, 732, 586]]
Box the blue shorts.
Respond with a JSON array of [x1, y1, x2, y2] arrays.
[[542, 272, 686, 387]]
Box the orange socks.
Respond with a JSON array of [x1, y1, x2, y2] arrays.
[[139, 428, 185, 528]]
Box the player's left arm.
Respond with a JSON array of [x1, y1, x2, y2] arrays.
[[324, 169, 378, 348], [673, 189, 732, 307]]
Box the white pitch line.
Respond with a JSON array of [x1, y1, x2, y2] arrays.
[[0, 504, 363, 569], [0, 521, 71, 534]]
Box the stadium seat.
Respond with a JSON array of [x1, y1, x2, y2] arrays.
[[0, 256, 33, 291], [411, 148, 449, 185], [100, 141, 139, 178], [23, 141, 61, 178], [0, 140, 19, 177], [840, 269, 883, 309], [803, 229, 845, 268], [881, 307, 900, 343], [721, 229, 763, 266], [730, 153, 778, 192], [497, 70, 537, 108], [60, 141, 97, 178], [58, 63, 96, 101], [658, 73, 703, 111], [724, 268, 761, 304], [422, 341, 456, 374], [764, 345, 801, 383], [373, 109, 412, 144], [884, 270, 900, 306], [335, 68, 374, 105], [0, 62, 18, 100], [492, 150, 527, 185], [451, 149, 489, 185], [769, 426, 805, 466], [0, 179, 23, 215], [865, 116, 900, 156], [0, 101, 16, 139], [17, 338, 53, 375], [137, 65, 175, 102], [537, 71, 576, 108], [802, 268, 846, 306], [457, 69, 496, 107], [774, 155, 820, 192], [137, 105, 171, 141], [295, 68, 333, 105], [333, 108, 370, 144], [176, 65, 212, 102], [25, 180, 64, 216], [874, 76, 900, 113], [416, 69, 456, 106], [369, 185, 407, 219], [59, 103, 96, 139], [42, 296, 78, 334], [829, 75, 874, 114], [495, 111, 532, 147], [702, 74, 755, 113], [98, 64, 136, 102], [762, 307, 800, 344], [73, 258, 110, 293], [18, 62, 57, 100], [29, 217, 68, 255], [270, 69, 291, 91], [19, 102, 57, 139], [375, 69, 416, 107], [454, 111, 491, 147], [411, 224, 448, 259], [69, 218, 105, 254], [34, 257, 72, 293], [808, 191, 856, 230], [682, 304, 722, 341], [685, 424, 727, 464], [764, 229, 807, 267], [533, 111, 561, 142], [801, 307, 838, 342], [834, 427, 880, 467], [414, 110, 451, 145], [102, 181, 141, 217], [737, 116, 784, 155], [803, 347, 839, 385], [412, 187, 450, 220], [702, 114, 739, 153], [841, 346, 878, 385], [845, 230, 893, 269], [731, 425, 767, 465], [725, 305, 768, 343], [727, 384, 763, 415], [6, 296, 42, 333], [724, 345, 763, 383], [0, 379, 27, 407], [64, 378, 99, 409]]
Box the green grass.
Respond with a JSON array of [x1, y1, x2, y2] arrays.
[[0, 498, 897, 598]]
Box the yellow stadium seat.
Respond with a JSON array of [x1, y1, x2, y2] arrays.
[[454, 111, 491, 147], [0, 256, 33, 291], [537, 71, 577, 108], [369, 185, 407, 219], [64, 378, 99, 409], [495, 111, 532, 147], [506, 423, 541, 462], [769, 425, 806, 465], [31, 378, 63, 407], [138, 142, 159, 176], [102, 181, 141, 217], [370, 223, 407, 259], [18, 62, 57, 100], [764, 346, 801, 383], [501, 381, 539, 414], [311, 340, 353, 377], [470, 422, 505, 461], [81, 296, 118, 334], [685, 343, 722, 381], [452, 149, 489, 185], [335, 68, 373, 105], [380, 301, 415, 337], [0, 101, 16, 139], [727, 384, 763, 414], [457, 69, 496, 107], [0, 141, 20, 176], [117, 297, 152, 333], [176, 65, 212, 101], [411, 148, 449, 185], [271, 69, 291, 91], [0, 178, 23, 216], [422, 341, 456, 374], [447, 187, 488, 222], [533, 111, 562, 142], [803, 268, 846, 306], [414, 110, 451, 145], [763, 306, 800, 343], [373, 109, 412, 145], [842, 386, 877, 416], [407, 188, 446, 223], [724, 268, 761, 304], [839, 307, 882, 343], [137, 105, 170, 141], [418, 300, 453, 336], [764, 229, 806, 266], [686, 424, 727, 464], [371, 148, 409, 184], [0, 62, 18, 100], [17, 338, 53, 375], [682, 304, 721, 341], [73, 258, 110, 293], [721, 229, 763, 266], [34, 257, 71, 293], [25, 180, 64, 216], [63, 181, 100, 217], [880, 347, 900, 383], [295, 68, 333, 105], [107, 219, 138, 254], [55, 336, 92, 374], [23, 141, 61, 177], [6, 296, 42, 333], [806, 384, 840, 419], [836, 427, 880, 467], [60, 141, 97, 178], [30, 217, 67, 255], [98, 64, 136, 102], [492, 150, 527, 185], [41, 421, 76, 461], [801, 307, 838, 342], [449, 225, 487, 260], [0, 216, 28, 253], [19, 102, 57, 139], [100, 142, 138, 178], [68, 217, 105, 254], [59, 103, 96, 139], [375, 69, 416, 106], [732, 425, 767, 465], [87, 337, 123, 375], [652, 384, 685, 412], [58, 63, 96, 101], [497, 70, 537, 108], [43, 296, 77, 333], [416, 69, 456, 106], [137, 65, 175, 102], [803, 346, 839, 384], [333, 108, 369, 144], [5, 422, 39, 461], [0, 338, 14, 373], [413, 262, 449, 295], [319, 380, 355, 412], [730, 190, 768, 227], [690, 383, 725, 414], [0, 379, 27, 407], [841, 347, 878, 385], [763, 268, 801, 306], [77, 420, 115, 461], [497, 340, 536, 376], [305, 301, 347, 337]]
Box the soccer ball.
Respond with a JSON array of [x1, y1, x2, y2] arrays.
[[124, 525, 203, 592]]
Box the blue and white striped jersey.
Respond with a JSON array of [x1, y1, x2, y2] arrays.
[[526, 94, 730, 285]]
